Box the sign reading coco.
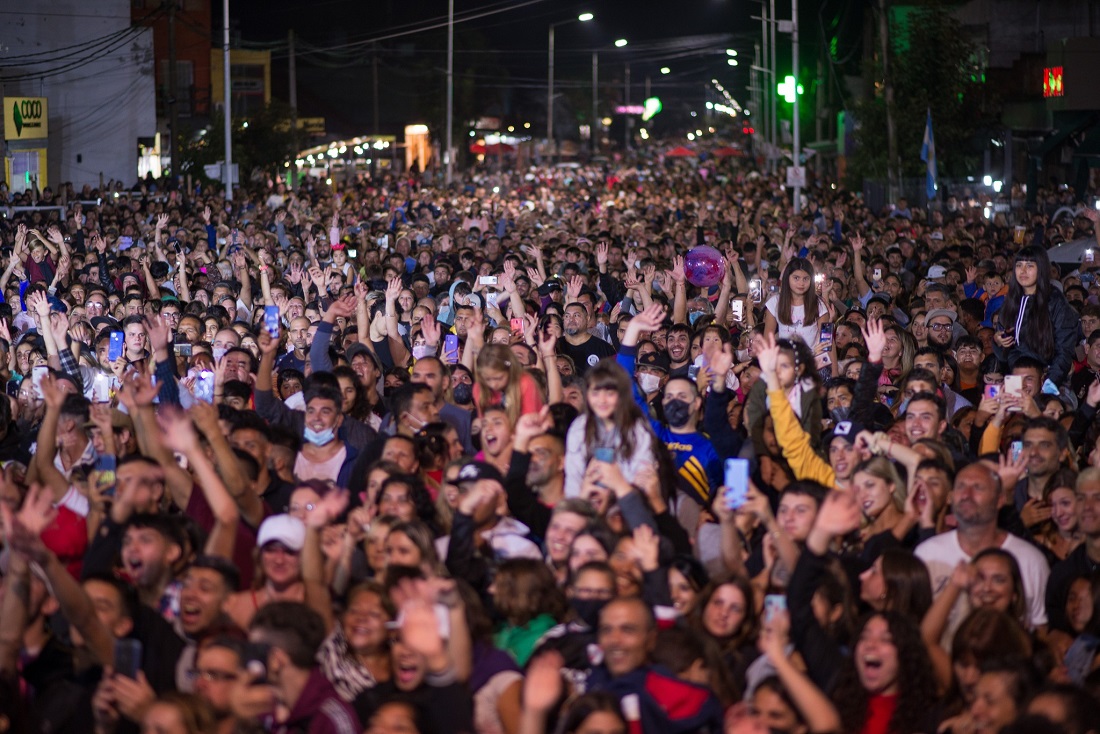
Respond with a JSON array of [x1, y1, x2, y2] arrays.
[[5, 97, 48, 141]]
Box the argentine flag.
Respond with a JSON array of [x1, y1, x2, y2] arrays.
[[920, 109, 937, 202]]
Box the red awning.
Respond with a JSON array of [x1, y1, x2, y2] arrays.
[[470, 142, 516, 154], [665, 145, 696, 157]]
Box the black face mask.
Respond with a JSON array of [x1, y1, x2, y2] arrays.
[[570, 597, 608, 629], [663, 398, 693, 428], [452, 382, 473, 405]]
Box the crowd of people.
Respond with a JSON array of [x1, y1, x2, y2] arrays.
[[1, 156, 1100, 734]]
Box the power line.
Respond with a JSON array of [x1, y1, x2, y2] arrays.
[[271, 0, 550, 60], [0, 4, 166, 68]]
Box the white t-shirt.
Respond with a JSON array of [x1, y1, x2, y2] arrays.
[[764, 294, 827, 346], [915, 530, 1050, 644]]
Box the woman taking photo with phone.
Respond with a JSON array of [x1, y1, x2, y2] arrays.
[[994, 245, 1080, 385]]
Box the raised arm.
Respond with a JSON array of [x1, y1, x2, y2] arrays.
[[850, 233, 870, 298], [188, 400, 259, 528], [670, 255, 687, 325], [760, 609, 841, 734]]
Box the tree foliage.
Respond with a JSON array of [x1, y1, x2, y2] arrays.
[[178, 100, 303, 186], [847, 1, 995, 188]]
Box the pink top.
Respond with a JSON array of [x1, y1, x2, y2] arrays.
[[473, 372, 544, 418]]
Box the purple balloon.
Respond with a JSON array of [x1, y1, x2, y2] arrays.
[[684, 245, 724, 287]]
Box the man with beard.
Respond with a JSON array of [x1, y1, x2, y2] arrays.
[[915, 462, 1050, 643], [664, 324, 692, 378], [409, 356, 474, 454], [558, 302, 615, 376], [503, 406, 567, 531], [277, 316, 312, 372]]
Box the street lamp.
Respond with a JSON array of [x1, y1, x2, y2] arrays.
[[592, 38, 628, 156], [548, 12, 593, 160]]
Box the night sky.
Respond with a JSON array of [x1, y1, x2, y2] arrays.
[[227, 0, 760, 139]]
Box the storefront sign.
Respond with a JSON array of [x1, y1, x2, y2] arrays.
[[5, 97, 48, 141]]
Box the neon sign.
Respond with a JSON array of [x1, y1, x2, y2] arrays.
[[1043, 67, 1063, 98]]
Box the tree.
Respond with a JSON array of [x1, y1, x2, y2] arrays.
[[847, 1, 995, 189], [177, 101, 303, 188]]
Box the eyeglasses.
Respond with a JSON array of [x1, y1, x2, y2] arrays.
[[188, 669, 239, 683], [928, 323, 953, 331]]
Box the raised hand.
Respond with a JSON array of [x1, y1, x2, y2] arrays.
[[596, 241, 609, 268], [305, 488, 349, 529], [27, 290, 50, 320], [631, 524, 660, 572], [157, 408, 200, 455], [861, 318, 886, 363], [514, 406, 553, 445], [566, 275, 584, 301], [39, 373, 67, 411], [670, 255, 686, 284], [286, 262, 304, 284], [814, 490, 862, 538], [143, 314, 171, 354], [420, 312, 442, 347], [385, 276, 402, 304], [755, 332, 780, 376], [523, 652, 565, 714], [849, 233, 865, 254], [256, 330, 280, 358]]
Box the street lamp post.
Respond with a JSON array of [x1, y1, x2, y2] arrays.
[[222, 0, 232, 200], [591, 51, 598, 156], [445, 0, 453, 185], [547, 13, 593, 163]]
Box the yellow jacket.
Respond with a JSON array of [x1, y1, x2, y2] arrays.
[[767, 388, 837, 488]]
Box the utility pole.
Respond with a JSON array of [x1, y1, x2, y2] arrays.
[[222, 0, 233, 200], [288, 29, 297, 187], [373, 43, 380, 136], [769, 0, 777, 173], [791, 0, 801, 213], [624, 63, 631, 150], [879, 0, 898, 204], [167, 0, 178, 182], [547, 24, 555, 162], [445, 0, 453, 185], [591, 51, 598, 157]]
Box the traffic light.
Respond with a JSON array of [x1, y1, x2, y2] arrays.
[[742, 126, 755, 134], [777, 75, 804, 104]]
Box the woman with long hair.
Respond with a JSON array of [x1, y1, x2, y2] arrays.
[[830, 612, 940, 734], [689, 575, 760, 689], [564, 360, 656, 498], [471, 343, 544, 427], [764, 257, 829, 346], [1036, 468, 1083, 562], [995, 245, 1080, 385], [858, 548, 933, 624]]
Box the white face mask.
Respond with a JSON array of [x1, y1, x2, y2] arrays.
[[637, 372, 661, 395], [412, 344, 435, 360]]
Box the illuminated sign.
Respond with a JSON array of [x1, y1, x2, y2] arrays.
[[1043, 67, 1063, 98], [5, 97, 48, 141], [777, 76, 804, 104], [642, 97, 662, 121], [615, 105, 644, 115]]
